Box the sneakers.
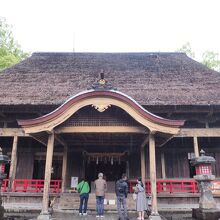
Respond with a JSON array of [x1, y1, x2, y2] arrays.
[[79, 213, 83, 216], [83, 213, 88, 216], [96, 215, 100, 218], [100, 216, 104, 218]]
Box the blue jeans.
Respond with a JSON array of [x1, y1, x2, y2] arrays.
[[96, 196, 104, 216], [117, 196, 127, 219], [79, 193, 89, 213]]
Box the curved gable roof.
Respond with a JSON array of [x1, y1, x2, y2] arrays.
[[17, 90, 185, 134]]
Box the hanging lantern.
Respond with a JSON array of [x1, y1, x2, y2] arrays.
[[111, 157, 113, 165]]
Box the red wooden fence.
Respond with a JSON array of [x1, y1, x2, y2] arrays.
[[1, 179, 199, 194], [128, 179, 199, 194], [1, 179, 61, 193]]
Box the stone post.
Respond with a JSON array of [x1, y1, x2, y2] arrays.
[[191, 149, 220, 220]]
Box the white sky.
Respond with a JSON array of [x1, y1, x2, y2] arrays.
[[1, 0, 220, 60]]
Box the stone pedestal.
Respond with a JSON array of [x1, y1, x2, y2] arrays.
[[196, 177, 216, 209], [192, 208, 220, 220], [0, 179, 5, 219], [37, 212, 52, 220], [149, 213, 162, 220], [0, 205, 4, 219]]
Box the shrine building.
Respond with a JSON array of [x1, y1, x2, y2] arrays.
[[1, 52, 220, 218]]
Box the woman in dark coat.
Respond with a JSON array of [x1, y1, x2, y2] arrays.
[[135, 177, 147, 220]]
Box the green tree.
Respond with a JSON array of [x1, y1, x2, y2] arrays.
[[177, 42, 220, 72], [201, 51, 220, 72], [176, 42, 195, 59], [0, 17, 28, 70]]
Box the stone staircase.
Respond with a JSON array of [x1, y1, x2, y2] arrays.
[[58, 193, 136, 210]]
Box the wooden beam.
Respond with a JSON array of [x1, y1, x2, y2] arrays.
[[176, 128, 220, 137], [54, 134, 67, 147], [0, 128, 29, 137], [140, 146, 146, 184], [141, 136, 149, 148], [140, 136, 148, 184], [158, 135, 173, 147], [40, 132, 55, 216], [149, 133, 160, 218], [30, 135, 47, 147], [8, 136, 18, 190], [193, 136, 199, 158], [61, 146, 68, 193], [161, 153, 166, 179], [55, 126, 147, 134]]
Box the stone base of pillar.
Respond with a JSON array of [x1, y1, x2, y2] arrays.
[[148, 213, 162, 220], [0, 205, 4, 219], [192, 208, 220, 220], [37, 212, 52, 220]]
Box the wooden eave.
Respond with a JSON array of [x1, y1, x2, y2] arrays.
[[17, 90, 185, 134]]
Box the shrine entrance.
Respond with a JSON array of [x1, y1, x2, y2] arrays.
[[84, 152, 127, 192], [18, 86, 184, 219], [85, 161, 126, 182], [84, 152, 127, 182]]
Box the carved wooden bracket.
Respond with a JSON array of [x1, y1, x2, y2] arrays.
[[91, 103, 111, 112]]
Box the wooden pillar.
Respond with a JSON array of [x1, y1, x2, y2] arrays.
[[38, 132, 54, 219], [9, 136, 18, 190], [61, 146, 68, 193], [141, 146, 146, 184], [149, 133, 161, 220], [193, 136, 199, 158], [161, 152, 166, 179], [126, 160, 130, 179]]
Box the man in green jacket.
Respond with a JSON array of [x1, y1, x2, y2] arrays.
[[77, 178, 90, 216]]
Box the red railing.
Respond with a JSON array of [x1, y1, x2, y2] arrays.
[[128, 179, 198, 194], [1, 179, 9, 192], [1, 179, 199, 194], [1, 179, 61, 193]]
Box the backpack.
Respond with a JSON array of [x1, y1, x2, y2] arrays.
[[116, 181, 125, 194]]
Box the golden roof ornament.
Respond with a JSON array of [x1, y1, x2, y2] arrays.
[[89, 71, 116, 90]]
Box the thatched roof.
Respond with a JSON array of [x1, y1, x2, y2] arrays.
[[1, 52, 220, 106]]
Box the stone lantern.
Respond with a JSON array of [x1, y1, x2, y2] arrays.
[[191, 149, 220, 220], [0, 147, 10, 219]]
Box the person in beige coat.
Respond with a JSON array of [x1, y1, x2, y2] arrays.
[[94, 173, 107, 218]]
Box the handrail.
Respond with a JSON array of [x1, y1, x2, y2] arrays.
[[1, 179, 200, 194], [1, 179, 61, 193], [128, 179, 199, 194]]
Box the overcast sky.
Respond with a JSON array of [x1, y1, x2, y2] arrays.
[[1, 0, 220, 60]]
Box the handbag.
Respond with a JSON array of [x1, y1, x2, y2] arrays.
[[132, 192, 137, 201]]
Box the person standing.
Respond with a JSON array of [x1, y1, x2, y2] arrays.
[[94, 172, 107, 218], [77, 178, 90, 216], [115, 173, 129, 220], [135, 177, 147, 220]]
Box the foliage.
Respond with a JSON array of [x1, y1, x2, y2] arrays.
[[0, 17, 29, 70], [176, 42, 195, 59], [201, 51, 220, 72], [177, 42, 220, 72]]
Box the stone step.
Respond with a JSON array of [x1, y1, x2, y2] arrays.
[[58, 193, 136, 210]]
